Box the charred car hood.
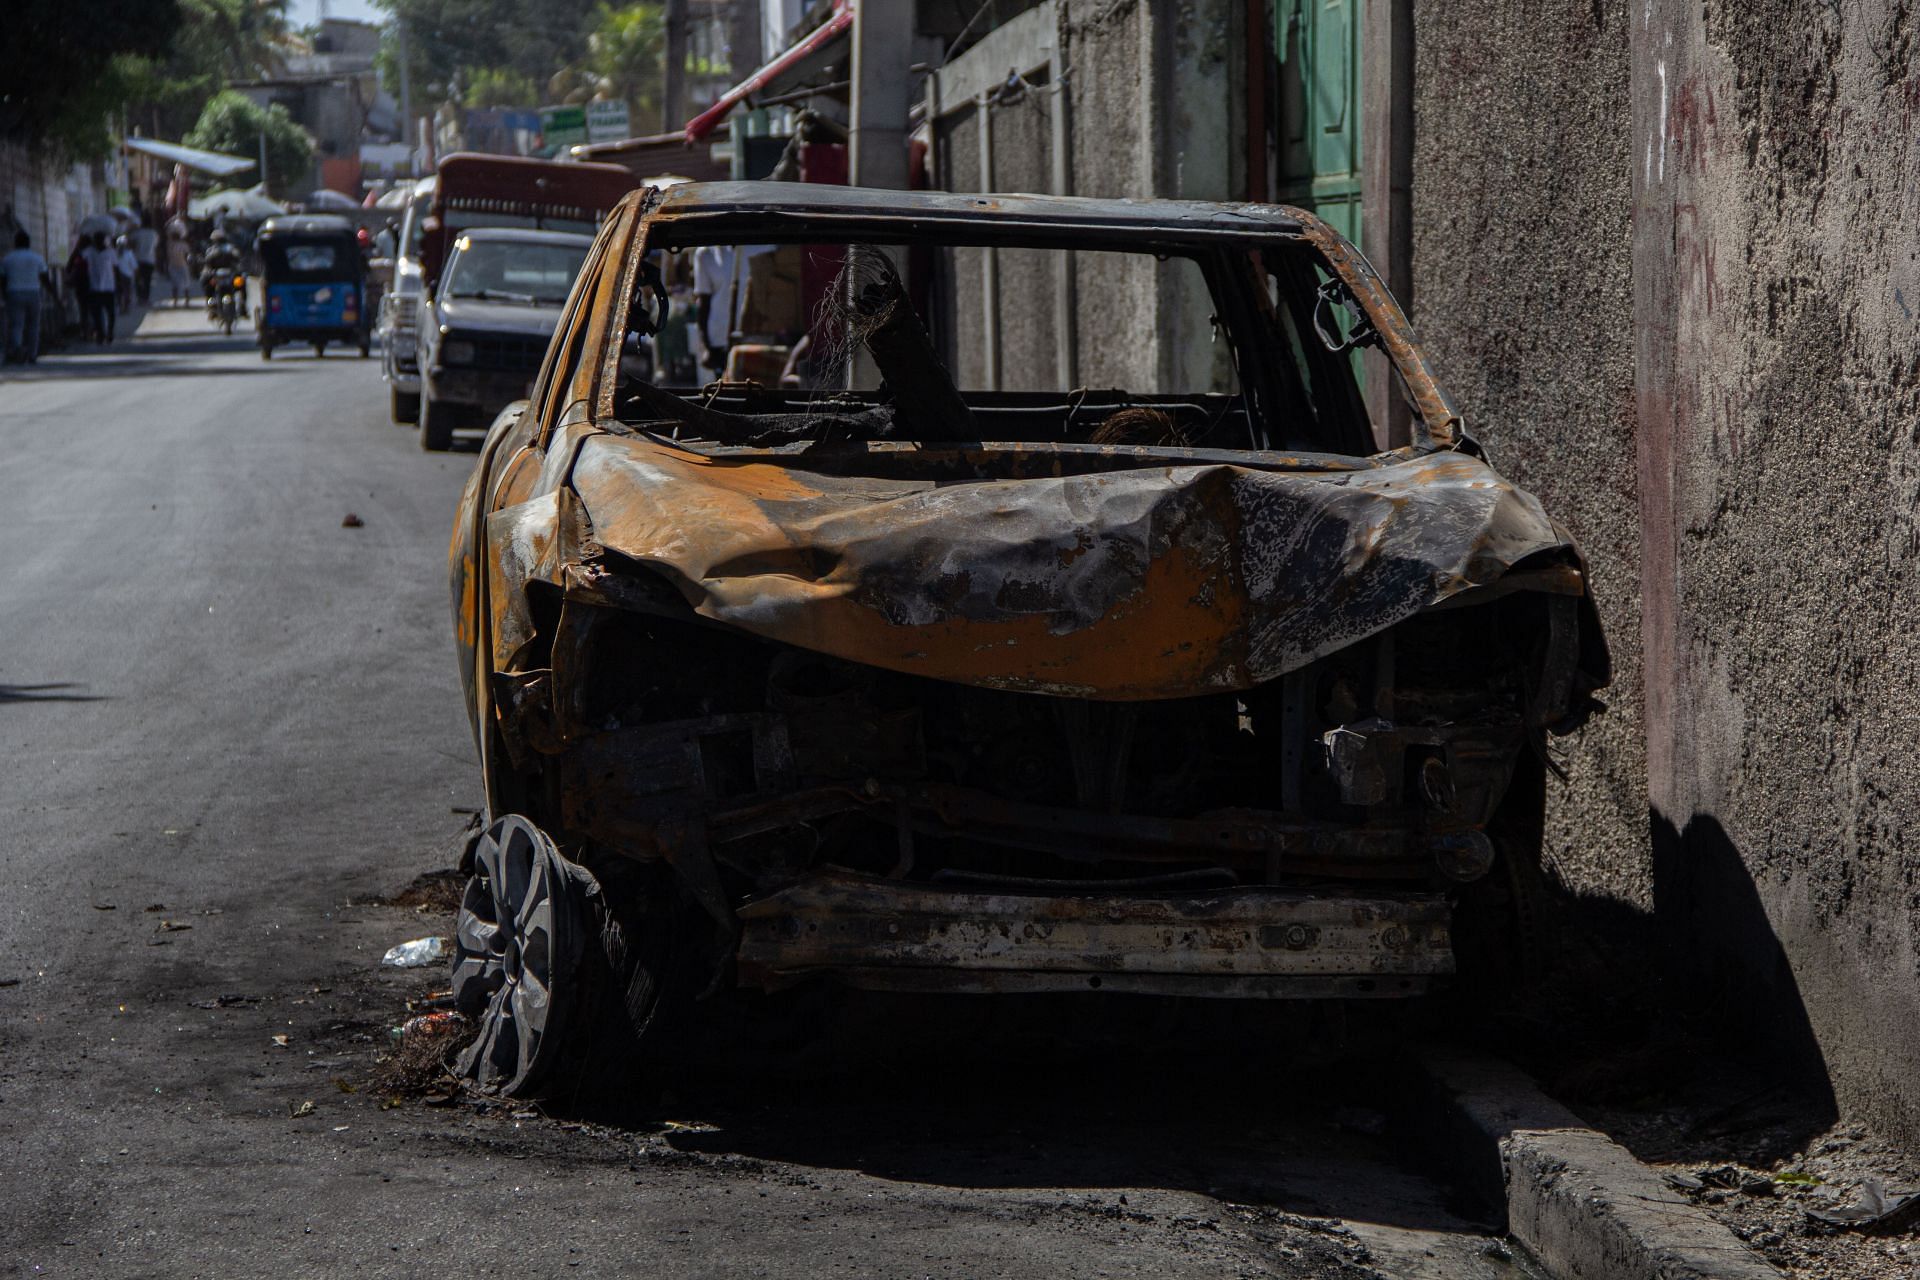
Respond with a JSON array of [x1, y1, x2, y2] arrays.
[[532, 432, 1594, 701]]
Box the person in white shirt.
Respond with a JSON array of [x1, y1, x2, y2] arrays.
[[113, 235, 137, 313], [2, 230, 52, 363], [82, 232, 119, 343], [691, 243, 774, 376], [131, 218, 160, 304], [165, 218, 193, 307]]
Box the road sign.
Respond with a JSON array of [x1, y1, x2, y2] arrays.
[[539, 105, 587, 150], [585, 100, 632, 144]]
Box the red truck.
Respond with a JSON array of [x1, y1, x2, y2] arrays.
[[418, 153, 636, 294]]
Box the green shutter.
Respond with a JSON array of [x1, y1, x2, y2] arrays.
[[1276, 0, 1362, 247]]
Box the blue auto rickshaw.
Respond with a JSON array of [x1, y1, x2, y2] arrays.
[[256, 215, 370, 360]]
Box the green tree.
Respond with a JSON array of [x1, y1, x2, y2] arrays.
[[587, 3, 664, 123], [0, 0, 183, 157], [463, 65, 541, 109], [375, 0, 602, 99], [184, 90, 313, 193], [100, 0, 296, 144]]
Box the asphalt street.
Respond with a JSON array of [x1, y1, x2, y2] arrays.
[[0, 310, 1537, 1278]]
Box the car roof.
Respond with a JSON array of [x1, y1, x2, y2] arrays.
[[450, 227, 597, 248], [641, 182, 1310, 246], [258, 214, 356, 236]]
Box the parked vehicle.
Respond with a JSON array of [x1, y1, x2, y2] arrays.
[[254, 215, 369, 360], [384, 156, 631, 428], [378, 177, 435, 423], [444, 183, 1611, 1097], [416, 228, 593, 451]]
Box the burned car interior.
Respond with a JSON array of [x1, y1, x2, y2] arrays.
[[448, 183, 1610, 1095]]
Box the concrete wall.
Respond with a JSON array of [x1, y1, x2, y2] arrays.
[[930, 0, 1240, 393], [1, 141, 108, 260], [1408, 0, 1650, 914], [1631, 0, 1920, 1142], [1413, 0, 1920, 1145]]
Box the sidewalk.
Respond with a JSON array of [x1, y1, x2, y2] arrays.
[[0, 300, 242, 382]]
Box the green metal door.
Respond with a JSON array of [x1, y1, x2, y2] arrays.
[[1277, 0, 1362, 246]]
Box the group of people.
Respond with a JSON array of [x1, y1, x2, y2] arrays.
[[0, 211, 212, 363]]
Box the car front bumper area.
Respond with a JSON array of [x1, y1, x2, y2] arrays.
[[385, 331, 419, 390], [428, 364, 535, 413], [734, 869, 1453, 998]]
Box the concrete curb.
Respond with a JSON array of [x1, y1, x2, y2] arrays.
[[1417, 1048, 1784, 1280]]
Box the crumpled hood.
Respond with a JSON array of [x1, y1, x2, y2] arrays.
[[564, 434, 1583, 699]]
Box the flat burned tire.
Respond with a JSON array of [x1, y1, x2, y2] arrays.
[[452, 816, 592, 1096], [451, 816, 672, 1100]]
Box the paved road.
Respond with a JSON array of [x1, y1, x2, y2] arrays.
[[0, 311, 1534, 1278]]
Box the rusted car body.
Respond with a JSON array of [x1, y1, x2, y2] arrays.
[[446, 182, 1608, 1093]]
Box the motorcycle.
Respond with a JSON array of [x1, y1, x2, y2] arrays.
[[206, 272, 245, 335]]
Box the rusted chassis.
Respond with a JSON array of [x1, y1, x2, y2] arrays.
[[448, 185, 1609, 1001]]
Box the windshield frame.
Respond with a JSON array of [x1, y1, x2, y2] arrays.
[[585, 188, 1459, 457], [441, 237, 591, 306]]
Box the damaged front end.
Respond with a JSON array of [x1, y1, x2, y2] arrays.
[[445, 186, 1609, 1094], [475, 429, 1604, 1003]]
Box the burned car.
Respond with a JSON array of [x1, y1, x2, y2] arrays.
[[446, 183, 1608, 1095]]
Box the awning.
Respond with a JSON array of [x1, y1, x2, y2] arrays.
[[571, 131, 734, 183], [684, 0, 852, 143], [123, 136, 257, 178]]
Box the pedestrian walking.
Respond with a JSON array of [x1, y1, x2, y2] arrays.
[[2, 230, 52, 363], [82, 231, 118, 344], [131, 215, 160, 305], [165, 217, 192, 307], [113, 235, 136, 314]]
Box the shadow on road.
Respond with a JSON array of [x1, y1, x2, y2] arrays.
[[4, 360, 277, 380], [525, 989, 1490, 1232], [0, 681, 103, 704]]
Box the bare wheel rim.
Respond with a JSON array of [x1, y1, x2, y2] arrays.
[[452, 815, 583, 1095]]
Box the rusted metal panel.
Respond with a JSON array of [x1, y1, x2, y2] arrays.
[[735, 868, 1453, 992], [564, 435, 1578, 700]]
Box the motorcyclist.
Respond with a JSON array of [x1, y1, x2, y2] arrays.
[[200, 229, 247, 317]]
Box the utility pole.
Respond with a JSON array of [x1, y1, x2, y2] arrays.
[[663, 0, 689, 134], [259, 127, 269, 194], [730, 0, 763, 86], [850, 0, 912, 189], [846, 1, 915, 387], [397, 19, 417, 177]]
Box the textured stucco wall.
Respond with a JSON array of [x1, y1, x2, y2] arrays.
[[1409, 1, 1651, 913], [1633, 0, 1920, 1142], [1414, 0, 1920, 1145]]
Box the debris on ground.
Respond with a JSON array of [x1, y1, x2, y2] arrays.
[[189, 994, 257, 1009], [289, 1099, 315, 1118], [380, 936, 446, 968], [364, 868, 465, 914], [374, 1008, 473, 1096], [1654, 1121, 1920, 1276], [1806, 1177, 1920, 1232], [341, 513, 363, 528]]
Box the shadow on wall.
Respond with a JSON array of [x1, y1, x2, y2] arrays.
[[1647, 809, 1837, 1112], [1507, 807, 1838, 1162]]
